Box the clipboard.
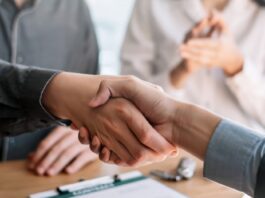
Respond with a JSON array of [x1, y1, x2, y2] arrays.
[[29, 171, 188, 198]]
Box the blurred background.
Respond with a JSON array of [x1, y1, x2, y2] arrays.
[[86, 0, 135, 75]]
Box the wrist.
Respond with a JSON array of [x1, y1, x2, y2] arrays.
[[170, 61, 191, 88], [172, 102, 221, 160], [224, 54, 244, 77], [42, 72, 104, 120], [42, 72, 69, 119]]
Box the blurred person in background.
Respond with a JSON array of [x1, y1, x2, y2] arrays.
[[0, 0, 98, 176], [121, 0, 265, 133]]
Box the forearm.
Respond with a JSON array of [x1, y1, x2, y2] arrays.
[[173, 100, 265, 196], [173, 101, 221, 160], [42, 72, 105, 120]]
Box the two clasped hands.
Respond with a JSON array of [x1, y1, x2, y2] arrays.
[[42, 13, 232, 167], [42, 73, 221, 167], [28, 12, 244, 175]]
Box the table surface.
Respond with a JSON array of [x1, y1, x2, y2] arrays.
[[0, 150, 243, 198]]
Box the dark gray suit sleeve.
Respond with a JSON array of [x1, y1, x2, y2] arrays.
[[0, 59, 60, 136]]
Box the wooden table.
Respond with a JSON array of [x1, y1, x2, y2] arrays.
[[0, 150, 242, 198]]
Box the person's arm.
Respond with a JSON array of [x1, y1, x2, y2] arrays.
[[43, 73, 176, 166], [0, 59, 59, 136], [226, 58, 265, 127], [1, 66, 175, 165], [173, 101, 265, 196], [173, 104, 265, 197], [204, 119, 265, 196], [88, 76, 265, 196]]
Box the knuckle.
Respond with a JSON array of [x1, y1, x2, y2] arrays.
[[157, 155, 167, 162], [64, 148, 76, 157], [140, 131, 151, 145], [114, 100, 129, 116], [103, 119, 118, 134], [52, 161, 63, 169], [127, 158, 138, 167], [124, 75, 139, 84], [134, 149, 146, 161], [39, 141, 49, 150], [51, 144, 63, 154], [154, 85, 164, 92]]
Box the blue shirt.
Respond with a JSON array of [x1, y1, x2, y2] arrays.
[[204, 119, 265, 196]]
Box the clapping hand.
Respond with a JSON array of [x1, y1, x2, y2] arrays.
[[180, 12, 243, 76]]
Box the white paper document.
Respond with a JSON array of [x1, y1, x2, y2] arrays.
[[30, 171, 188, 198], [78, 178, 187, 198]]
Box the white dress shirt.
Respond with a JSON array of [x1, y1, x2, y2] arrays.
[[121, 0, 265, 133]]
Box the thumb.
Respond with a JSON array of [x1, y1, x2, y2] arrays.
[[89, 81, 112, 108]]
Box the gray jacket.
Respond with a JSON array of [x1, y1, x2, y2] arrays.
[[0, 0, 99, 160]]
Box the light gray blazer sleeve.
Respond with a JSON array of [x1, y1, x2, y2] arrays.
[[204, 119, 265, 196], [0, 59, 60, 136]]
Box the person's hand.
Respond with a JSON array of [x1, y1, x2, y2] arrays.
[[42, 73, 175, 166], [86, 76, 221, 164], [180, 37, 243, 76], [78, 97, 175, 166], [27, 126, 97, 176], [82, 131, 179, 166], [179, 13, 244, 76], [170, 12, 224, 88], [85, 76, 184, 164]]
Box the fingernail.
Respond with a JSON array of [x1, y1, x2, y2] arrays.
[[101, 149, 108, 161], [114, 159, 121, 164], [102, 148, 107, 155], [47, 169, 55, 176], [66, 167, 74, 174], [92, 136, 98, 146], [37, 167, 44, 175], [79, 131, 88, 144]]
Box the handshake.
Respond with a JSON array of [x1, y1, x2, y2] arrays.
[[42, 72, 221, 166]]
